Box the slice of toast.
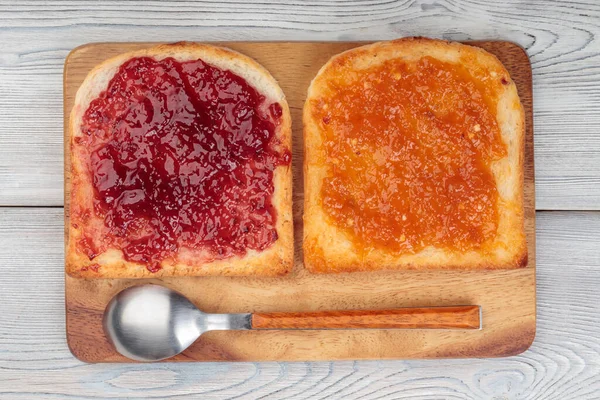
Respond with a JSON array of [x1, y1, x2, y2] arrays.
[[303, 38, 527, 273], [67, 42, 293, 278]]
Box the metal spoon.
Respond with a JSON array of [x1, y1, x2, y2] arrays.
[[103, 284, 481, 362]]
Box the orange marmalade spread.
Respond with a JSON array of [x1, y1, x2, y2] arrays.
[[314, 56, 508, 254]]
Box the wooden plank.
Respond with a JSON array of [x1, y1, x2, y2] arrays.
[[1, 1, 600, 209], [63, 41, 535, 362], [0, 209, 598, 398]]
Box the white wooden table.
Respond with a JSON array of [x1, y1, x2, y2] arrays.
[[1, 1, 599, 398]]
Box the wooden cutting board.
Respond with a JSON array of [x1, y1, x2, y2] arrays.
[[64, 41, 536, 362]]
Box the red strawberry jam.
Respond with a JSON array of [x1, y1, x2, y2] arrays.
[[76, 56, 290, 272]]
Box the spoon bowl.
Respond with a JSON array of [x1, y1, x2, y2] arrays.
[[103, 285, 249, 361]]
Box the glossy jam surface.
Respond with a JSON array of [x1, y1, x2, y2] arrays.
[[75, 56, 289, 271], [313, 56, 507, 254]]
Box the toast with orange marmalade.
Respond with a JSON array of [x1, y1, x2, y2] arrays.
[[303, 38, 527, 273]]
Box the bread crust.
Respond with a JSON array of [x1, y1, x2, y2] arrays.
[[303, 38, 527, 273], [67, 42, 293, 278]]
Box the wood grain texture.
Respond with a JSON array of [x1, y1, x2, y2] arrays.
[[1, 209, 598, 398], [251, 306, 482, 330], [63, 41, 535, 362], [1, 0, 600, 209]]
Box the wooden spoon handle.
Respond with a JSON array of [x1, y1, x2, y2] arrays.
[[251, 305, 481, 330]]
